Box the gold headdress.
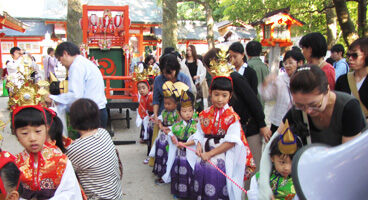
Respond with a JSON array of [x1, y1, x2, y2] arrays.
[[6, 63, 49, 111], [162, 81, 189, 99], [209, 49, 235, 77], [147, 65, 160, 77], [180, 90, 193, 108], [278, 119, 298, 155], [162, 81, 174, 98], [172, 82, 189, 98], [132, 65, 149, 82]]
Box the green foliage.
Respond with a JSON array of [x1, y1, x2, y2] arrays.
[[217, 0, 362, 40], [177, 2, 206, 20]]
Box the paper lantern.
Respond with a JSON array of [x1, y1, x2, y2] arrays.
[[102, 15, 111, 27], [114, 15, 123, 27], [108, 23, 114, 33], [91, 25, 97, 33], [89, 14, 98, 26]]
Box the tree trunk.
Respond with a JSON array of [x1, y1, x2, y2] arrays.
[[205, 2, 214, 50], [357, 0, 368, 37], [162, 0, 178, 50], [67, 0, 83, 46], [325, 0, 337, 50], [332, 0, 359, 46]]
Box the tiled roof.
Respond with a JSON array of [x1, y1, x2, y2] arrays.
[[0, 19, 53, 37], [224, 27, 256, 40]]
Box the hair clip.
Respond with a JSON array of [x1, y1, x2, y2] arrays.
[[297, 67, 311, 72]]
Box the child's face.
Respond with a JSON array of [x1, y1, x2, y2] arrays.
[[211, 89, 231, 109], [137, 82, 149, 96], [164, 97, 177, 111], [180, 106, 194, 122], [15, 125, 47, 154], [271, 154, 292, 177]]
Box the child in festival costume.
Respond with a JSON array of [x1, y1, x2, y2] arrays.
[[133, 67, 154, 164], [162, 90, 197, 198], [192, 49, 255, 200], [248, 120, 301, 200], [13, 105, 82, 199], [149, 81, 188, 185], [0, 149, 23, 200]]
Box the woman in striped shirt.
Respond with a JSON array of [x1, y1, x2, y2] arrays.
[[66, 98, 123, 200]]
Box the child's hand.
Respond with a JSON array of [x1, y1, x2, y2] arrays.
[[163, 128, 170, 135], [171, 135, 178, 144], [200, 152, 212, 161], [154, 115, 159, 125], [176, 142, 183, 149], [196, 142, 202, 157], [149, 116, 155, 121]]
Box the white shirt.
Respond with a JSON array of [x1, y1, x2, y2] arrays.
[[6, 58, 24, 76], [50, 55, 107, 110], [236, 62, 248, 76], [258, 73, 292, 126]]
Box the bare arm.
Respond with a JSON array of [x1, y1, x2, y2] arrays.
[[342, 133, 361, 143], [153, 104, 159, 124]]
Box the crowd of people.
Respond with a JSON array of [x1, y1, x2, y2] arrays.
[[1, 31, 368, 200]]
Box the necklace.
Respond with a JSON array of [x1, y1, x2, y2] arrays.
[[318, 60, 324, 68]]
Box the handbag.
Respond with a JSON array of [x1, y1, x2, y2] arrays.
[[195, 83, 203, 99]]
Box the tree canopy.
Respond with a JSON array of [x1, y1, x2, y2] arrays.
[[176, 0, 367, 46]]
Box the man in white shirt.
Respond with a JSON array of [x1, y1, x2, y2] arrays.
[[6, 47, 24, 77], [45, 42, 108, 128]]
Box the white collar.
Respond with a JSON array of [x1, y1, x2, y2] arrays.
[[237, 63, 247, 76], [215, 104, 229, 120]]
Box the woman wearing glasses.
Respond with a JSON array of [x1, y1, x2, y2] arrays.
[[335, 37, 368, 121], [257, 64, 367, 199], [277, 64, 366, 146], [258, 49, 305, 133]]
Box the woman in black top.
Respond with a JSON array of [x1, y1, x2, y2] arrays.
[[335, 37, 368, 120], [228, 42, 258, 94], [258, 64, 367, 199], [181, 45, 207, 112]]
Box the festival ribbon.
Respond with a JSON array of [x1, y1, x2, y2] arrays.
[[173, 137, 248, 194]]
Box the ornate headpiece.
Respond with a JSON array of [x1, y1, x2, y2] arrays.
[[180, 90, 193, 108], [147, 65, 160, 77], [6, 63, 49, 111], [162, 81, 189, 99], [0, 150, 20, 196], [162, 81, 174, 98], [172, 82, 189, 98], [209, 49, 235, 77], [132, 65, 149, 82], [278, 119, 298, 155]]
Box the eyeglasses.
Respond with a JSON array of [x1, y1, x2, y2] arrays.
[[346, 53, 359, 59], [293, 94, 325, 111]]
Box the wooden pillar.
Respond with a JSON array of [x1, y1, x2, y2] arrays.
[[269, 43, 280, 74], [139, 27, 144, 57], [0, 39, 2, 69]]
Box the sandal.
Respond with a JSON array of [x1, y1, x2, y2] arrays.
[[155, 178, 165, 185], [143, 158, 150, 164]]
